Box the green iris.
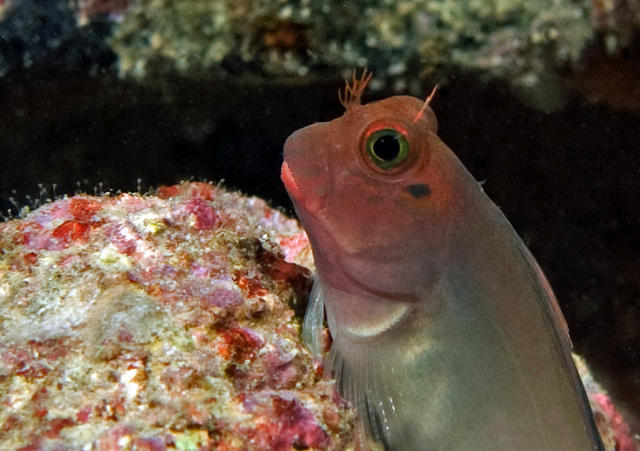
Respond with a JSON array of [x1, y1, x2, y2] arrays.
[[366, 128, 409, 170]]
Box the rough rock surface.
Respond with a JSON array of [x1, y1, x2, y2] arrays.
[[105, 0, 593, 91], [0, 182, 353, 450]]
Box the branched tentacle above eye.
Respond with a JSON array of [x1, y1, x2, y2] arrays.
[[339, 69, 373, 113]]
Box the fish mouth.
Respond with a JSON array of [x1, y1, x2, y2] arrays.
[[281, 158, 329, 213], [280, 161, 303, 203]]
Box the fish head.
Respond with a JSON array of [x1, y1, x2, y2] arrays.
[[282, 91, 463, 300]]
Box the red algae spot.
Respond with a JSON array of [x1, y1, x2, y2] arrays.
[[52, 220, 90, 244], [264, 351, 301, 389], [257, 245, 309, 283], [18, 222, 46, 248], [16, 440, 42, 451], [70, 198, 102, 222], [96, 424, 135, 450], [217, 327, 264, 362], [186, 403, 212, 426], [23, 252, 38, 265], [1, 415, 21, 434], [272, 396, 330, 450], [44, 417, 75, 439], [29, 338, 69, 362], [186, 182, 217, 200], [188, 250, 229, 278], [76, 406, 92, 424], [111, 236, 137, 255], [31, 399, 49, 413], [322, 407, 343, 433], [181, 198, 218, 230], [242, 393, 331, 450], [256, 245, 312, 301], [132, 437, 167, 451], [234, 273, 269, 298], [156, 185, 181, 199], [201, 288, 244, 310], [270, 257, 309, 283], [1, 346, 50, 379], [277, 232, 310, 262], [105, 224, 138, 255], [31, 387, 49, 419], [160, 367, 198, 392], [313, 360, 324, 379], [224, 363, 247, 381], [157, 182, 217, 200], [117, 328, 134, 342], [20, 206, 104, 249], [34, 408, 48, 420]]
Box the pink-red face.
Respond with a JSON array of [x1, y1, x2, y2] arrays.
[[281, 96, 461, 298]]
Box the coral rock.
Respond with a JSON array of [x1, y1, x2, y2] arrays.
[[0, 182, 354, 450]]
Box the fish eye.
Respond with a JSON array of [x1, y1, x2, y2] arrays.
[[366, 128, 409, 170]]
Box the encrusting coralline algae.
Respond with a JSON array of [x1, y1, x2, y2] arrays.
[[0, 182, 354, 450]]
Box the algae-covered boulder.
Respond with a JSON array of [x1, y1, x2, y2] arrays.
[[0, 182, 354, 450]]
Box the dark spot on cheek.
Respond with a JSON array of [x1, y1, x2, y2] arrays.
[[406, 184, 431, 199]]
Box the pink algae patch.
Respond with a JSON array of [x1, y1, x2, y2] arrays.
[[272, 396, 330, 450], [217, 327, 264, 362], [1, 339, 69, 379], [131, 437, 168, 451], [242, 394, 330, 451], [156, 184, 182, 199], [95, 425, 136, 451], [235, 272, 269, 298], [592, 393, 636, 451], [15, 197, 104, 251], [200, 288, 243, 310], [183, 197, 218, 230], [0, 182, 355, 450], [76, 406, 92, 424], [166, 188, 219, 231], [52, 220, 90, 244], [44, 417, 75, 439], [278, 232, 309, 263], [157, 182, 216, 201], [105, 224, 138, 255], [69, 198, 102, 221]]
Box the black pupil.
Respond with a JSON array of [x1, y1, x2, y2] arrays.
[[373, 134, 400, 161]]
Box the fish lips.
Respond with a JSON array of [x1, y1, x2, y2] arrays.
[[281, 129, 330, 213]]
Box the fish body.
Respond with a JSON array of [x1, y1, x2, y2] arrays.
[[281, 74, 604, 450]]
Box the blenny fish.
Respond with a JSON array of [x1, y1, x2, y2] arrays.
[[281, 71, 604, 450]]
